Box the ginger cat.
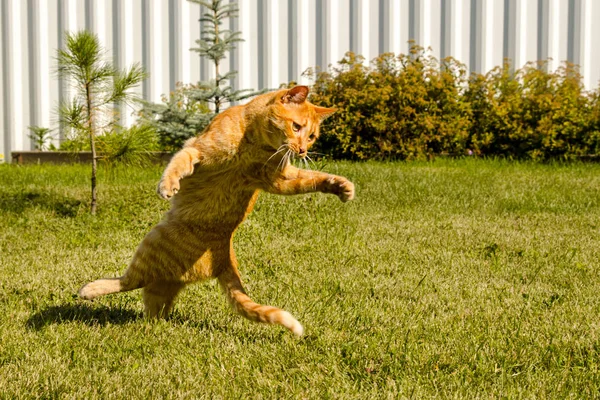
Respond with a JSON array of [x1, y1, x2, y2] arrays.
[[78, 86, 354, 336]]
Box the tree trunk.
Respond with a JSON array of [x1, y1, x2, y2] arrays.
[[90, 139, 97, 215], [214, 62, 220, 114], [85, 82, 97, 215], [214, 6, 220, 115]]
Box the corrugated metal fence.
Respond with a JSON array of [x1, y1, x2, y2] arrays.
[[1, 0, 600, 160]]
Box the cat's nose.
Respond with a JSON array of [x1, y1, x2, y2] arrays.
[[299, 148, 307, 157]]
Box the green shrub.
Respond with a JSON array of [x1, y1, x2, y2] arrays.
[[139, 82, 213, 152], [306, 46, 472, 160], [308, 46, 600, 161], [60, 124, 160, 165], [466, 62, 595, 160], [585, 86, 600, 157]]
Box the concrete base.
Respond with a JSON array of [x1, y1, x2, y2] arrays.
[[10, 151, 173, 165]]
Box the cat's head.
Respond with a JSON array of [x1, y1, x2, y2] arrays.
[[265, 86, 336, 158]]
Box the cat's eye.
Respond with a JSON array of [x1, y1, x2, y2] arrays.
[[309, 134, 316, 141], [292, 122, 302, 132]]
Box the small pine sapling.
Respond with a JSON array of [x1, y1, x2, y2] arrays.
[[57, 30, 146, 214], [188, 0, 261, 113]]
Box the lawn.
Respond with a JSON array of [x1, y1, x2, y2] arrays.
[[0, 159, 599, 398]]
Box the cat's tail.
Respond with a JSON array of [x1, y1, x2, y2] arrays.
[[218, 269, 304, 337], [78, 274, 142, 300]]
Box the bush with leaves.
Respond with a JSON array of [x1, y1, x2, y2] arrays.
[[139, 82, 212, 152], [587, 88, 600, 157], [309, 45, 600, 161], [306, 46, 472, 160], [60, 124, 159, 166], [466, 62, 596, 160]]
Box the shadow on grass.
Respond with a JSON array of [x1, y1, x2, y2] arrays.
[[27, 302, 277, 340], [0, 189, 82, 217], [26, 303, 142, 330]]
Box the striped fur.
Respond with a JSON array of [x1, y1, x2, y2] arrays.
[[78, 86, 354, 336]]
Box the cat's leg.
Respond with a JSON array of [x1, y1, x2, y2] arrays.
[[142, 281, 186, 319], [78, 271, 145, 300], [266, 165, 355, 202], [79, 230, 163, 300], [217, 265, 304, 336], [157, 145, 202, 199]]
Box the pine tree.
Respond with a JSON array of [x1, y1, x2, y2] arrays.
[[188, 0, 259, 113], [141, 0, 262, 151], [57, 31, 146, 214]]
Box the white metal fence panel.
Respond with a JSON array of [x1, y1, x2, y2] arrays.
[[1, 0, 599, 160]]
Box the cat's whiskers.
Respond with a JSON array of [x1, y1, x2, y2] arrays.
[[286, 150, 295, 169], [305, 153, 323, 175], [278, 148, 292, 171], [303, 155, 319, 190], [301, 157, 309, 171], [263, 144, 288, 168], [276, 151, 285, 171], [304, 155, 317, 171]]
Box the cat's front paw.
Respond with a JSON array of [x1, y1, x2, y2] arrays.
[[157, 176, 180, 200], [328, 176, 355, 202]]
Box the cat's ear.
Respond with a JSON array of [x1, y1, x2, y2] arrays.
[[314, 106, 337, 120], [281, 86, 309, 104]]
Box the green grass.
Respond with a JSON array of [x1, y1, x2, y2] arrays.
[[0, 159, 599, 398]]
